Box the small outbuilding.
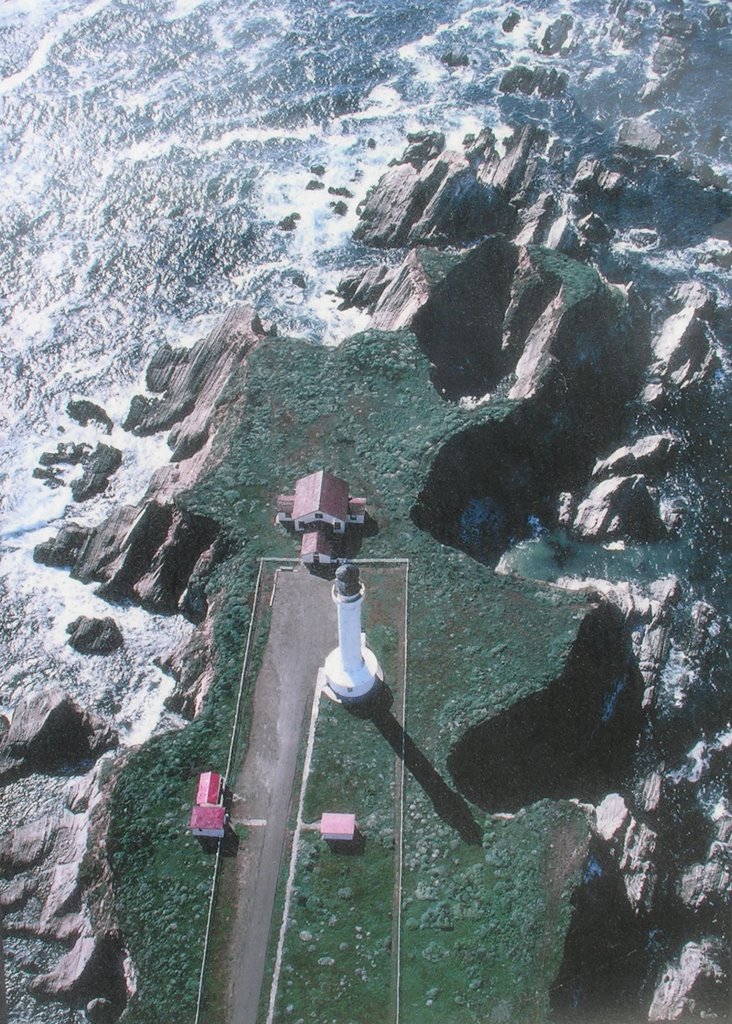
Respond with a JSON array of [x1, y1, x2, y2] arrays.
[[196, 771, 223, 806], [300, 528, 334, 565], [190, 804, 227, 839], [320, 812, 358, 846]]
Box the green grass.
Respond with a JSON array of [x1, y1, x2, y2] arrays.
[[110, 311, 603, 1022]]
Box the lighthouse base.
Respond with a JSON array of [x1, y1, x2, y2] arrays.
[[323, 646, 382, 702]]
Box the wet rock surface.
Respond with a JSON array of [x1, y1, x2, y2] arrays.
[[66, 616, 124, 655]]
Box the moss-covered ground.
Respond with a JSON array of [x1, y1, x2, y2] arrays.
[[111, 322, 596, 1023]]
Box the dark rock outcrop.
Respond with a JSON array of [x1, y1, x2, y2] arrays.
[[66, 617, 123, 655], [499, 65, 568, 98], [71, 444, 123, 502], [66, 400, 113, 434], [648, 940, 728, 1022], [337, 265, 395, 312], [0, 689, 117, 778], [538, 14, 573, 55], [28, 929, 127, 1010], [34, 523, 91, 567]]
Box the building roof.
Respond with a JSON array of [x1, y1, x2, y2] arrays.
[[292, 470, 349, 521], [320, 812, 356, 840], [277, 494, 295, 514], [300, 529, 332, 557], [196, 771, 222, 806], [190, 805, 226, 831], [347, 497, 367, 513]]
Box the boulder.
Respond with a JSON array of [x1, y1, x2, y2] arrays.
[[649, 305, 719, 393], [649, 940, 727, 1021], [1, 688, 117, 773], [71, 444, 123, 502], [39, 442, 90, 467], [33, 523, 92, 569], [86, 998, 118, 1024], [617, 118, 664, 154], [66, 400, 113, 434], [398, 130, 445, 169], [66, 617, 123, 655], [592, 434, 680, 480], [538, 14, 573, 54], [573, 475, 664, 541], [499, 65, 568, 98]]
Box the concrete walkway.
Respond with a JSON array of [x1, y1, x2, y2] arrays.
[[224, 568, 335, 1024]]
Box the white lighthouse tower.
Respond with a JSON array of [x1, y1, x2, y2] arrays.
[[323, 564, 382, 702]]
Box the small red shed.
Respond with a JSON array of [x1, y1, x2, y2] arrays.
[[196, 771, 223, 807], [320, 813, 357, 842], [189, 805, 226, 838]]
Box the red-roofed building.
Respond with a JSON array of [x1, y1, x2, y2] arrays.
[[276, 470, 366, 534], [190, 804, 226, 838], [196, 771, 222, 807], [320, 812, 357, 842], [300, 528, 334, 565]]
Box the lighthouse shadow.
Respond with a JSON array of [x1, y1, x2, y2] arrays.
[[366, 704, 482, 846]]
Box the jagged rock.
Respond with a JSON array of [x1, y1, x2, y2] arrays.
[[538, 14, 573, 55], [652, 36, 689, 80], [39, 442, 91, 467], [161, 609, 216, 719], [595, 793, 629, 843], [90, 501, 220, 615], [145, 344, 189, 393], [66, 617, 123, 655], [0, 876, 36, 911], [354, 147, 512, 248], [28, 929, 126, 1006], [71, 444, 123, 502], [0, 816, 58, 874], [66, 400, 113, 434], [1, 689, 117, 774], [485, 123, 549, 199], [544, 214, 581, 257], [328, 185, 353, 198], [592, 434, 680, 481], [514, 192, 556, 245], [617, 118, 663, 154], [636, 771, 663, 815], [577, 211, 613, 243], [648, 305, 719, 394], [33, 523, 92, 567], [620, 818, 657, 912], [305, 178, 325, 190], [123, 305, 260, 463], [337, 265, 395, 311], [573, 475, 664, 541], [399, 131, 445, 169], [330, 200, 348, 216], [679, 812, 732, 911], [499, 65, 567, 98], [572, 157, 623, 197], [649, 940, 727, 1021], [672, 281, 716, 320]]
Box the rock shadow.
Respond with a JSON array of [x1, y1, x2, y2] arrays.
[[448, 604, 643, 813], [370, 708, 482, 845]]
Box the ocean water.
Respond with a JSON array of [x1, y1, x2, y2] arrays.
[[1, 1, 731, 1021]]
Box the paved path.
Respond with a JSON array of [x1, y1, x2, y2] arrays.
[[224, 568, 335, 1024]]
